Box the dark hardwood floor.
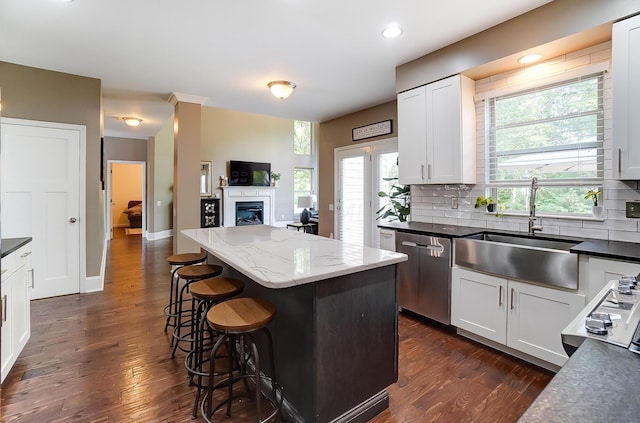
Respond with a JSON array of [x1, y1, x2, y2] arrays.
[[1, 229, 553, 422]]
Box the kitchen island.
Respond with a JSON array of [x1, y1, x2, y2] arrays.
[[182, 226, 407, 423]]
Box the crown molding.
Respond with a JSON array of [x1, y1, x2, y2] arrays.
[[168, 92, 208, 106]]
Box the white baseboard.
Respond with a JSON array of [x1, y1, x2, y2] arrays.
[[147, 229, 173, 241], [81, 238, 107, 293]]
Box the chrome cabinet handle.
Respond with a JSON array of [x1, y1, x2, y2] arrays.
[[421, 164, 425, 180], [69, 217, 77, 223], [21, 251, 32, 258], [510, 288, 515, 310], [499, 285, 503, 307], [618, 148, 622, 173], [28, 269, 35, 288], [428, 164, 432, 180], [1, 269, 6, 276], [2, 295, 6, 323]]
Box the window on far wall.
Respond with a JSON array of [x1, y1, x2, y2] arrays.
[[294, 120, 312, 155], [486, 71, 604, 216], [294, 168, 313, 213]]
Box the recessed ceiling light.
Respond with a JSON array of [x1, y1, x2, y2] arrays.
[[518, 53, 543, 64], [382, 24, 403, 39]]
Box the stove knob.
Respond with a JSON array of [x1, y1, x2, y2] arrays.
[[590, 312, 613, 327], [586, 317, 608, 335]]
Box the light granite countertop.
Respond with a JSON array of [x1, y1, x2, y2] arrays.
[[182, 226, 407, 289]]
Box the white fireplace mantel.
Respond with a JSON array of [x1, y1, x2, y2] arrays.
[[221, 186, 275, 227]]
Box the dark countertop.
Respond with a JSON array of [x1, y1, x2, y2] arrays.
[[378, 222, 640, 263], [1, 237, 33, 258], [518, 339, 640, 422], [569, 239, 640, 263], [377, 221, 484, 238]]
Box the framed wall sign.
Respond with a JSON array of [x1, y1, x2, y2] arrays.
[[352, 119, 392, 141]]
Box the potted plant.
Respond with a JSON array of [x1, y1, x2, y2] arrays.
[[474, 196, 495, 212], [376, 178, 410, 222], [270, 171, 281, 187], [585, 188, 604, 218]]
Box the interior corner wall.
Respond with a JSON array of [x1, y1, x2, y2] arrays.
[[0, 61, 103, 278], [200, 106, 298, 222], [318, 100, 398, 238], [151, 116, 174, 234]]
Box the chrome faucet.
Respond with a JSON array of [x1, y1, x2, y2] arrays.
[[528, 177, 543, 235]]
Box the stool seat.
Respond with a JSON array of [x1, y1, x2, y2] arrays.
[[190, 278, 244, 301], [207, 298, 276, 332], [177, 264, 223, 280], [167, 251, 207, 266]]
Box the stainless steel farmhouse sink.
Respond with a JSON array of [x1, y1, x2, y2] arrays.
[[455, 233, 580, 290]]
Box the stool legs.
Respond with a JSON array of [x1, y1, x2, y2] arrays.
[[171, 280, 195, 358], [201, 329, 280, 422], [163, 265, 182, 334]]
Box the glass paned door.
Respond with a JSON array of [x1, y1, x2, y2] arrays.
[[335, 138, 398, 248], [336, 149, 368, 246]]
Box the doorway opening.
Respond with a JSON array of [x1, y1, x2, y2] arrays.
[[106, 161, 146, 240]]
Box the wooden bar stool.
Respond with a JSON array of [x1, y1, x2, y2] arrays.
[[164, 251, 207, 333], [202, 297, 281, 423], [170, 264, 223, 358], [186, 277, 244, 419]]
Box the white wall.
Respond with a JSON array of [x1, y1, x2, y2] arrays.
[[410, 41, 640, 243]]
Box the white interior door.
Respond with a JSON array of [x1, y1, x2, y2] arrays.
[[1, 120, 82, 299]]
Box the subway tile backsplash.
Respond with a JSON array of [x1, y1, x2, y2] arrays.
[[409, 41, 640, 243]]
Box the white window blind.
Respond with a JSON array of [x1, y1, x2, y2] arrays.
[[487, 72, 604, 187]]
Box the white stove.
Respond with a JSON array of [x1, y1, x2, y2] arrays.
[[562, 275, 640, 356]]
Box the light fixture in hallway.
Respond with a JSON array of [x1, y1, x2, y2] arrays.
[[268, 81, 296, 99], [122, 117, 143, 127]]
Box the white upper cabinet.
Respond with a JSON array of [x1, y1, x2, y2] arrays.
[[397, 74, 476, 185], [397, 86, 428, 185], [613, 14, 640, 180]]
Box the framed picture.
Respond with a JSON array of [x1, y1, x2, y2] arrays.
[[200, 161, 213, 197], [352, 119, 392, 141]]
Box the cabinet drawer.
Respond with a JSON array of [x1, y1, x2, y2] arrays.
[[1, 244, 32, 281]]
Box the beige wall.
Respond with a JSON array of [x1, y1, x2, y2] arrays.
[[200, 106, 299, 222], [396, 0, 640, 92], [149, 116, 174, 234], [0, 61, 103, 277], [317, 100, 397, 238], [111, 163, 143, 227]]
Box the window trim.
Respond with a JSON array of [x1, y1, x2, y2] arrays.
[[483, 66, 606, 217]]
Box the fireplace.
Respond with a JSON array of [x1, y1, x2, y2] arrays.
[[236, 201, 264, 226]]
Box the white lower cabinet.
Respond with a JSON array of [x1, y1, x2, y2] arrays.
[[1, 243, 32, 383], [452, 267, 585, 367], [585, 257, 640, 303]]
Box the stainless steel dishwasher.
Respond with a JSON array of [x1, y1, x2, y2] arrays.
[[396, 232, 452, 325]]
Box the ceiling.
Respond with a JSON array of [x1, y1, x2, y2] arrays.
[[0, 0, 555, 139]]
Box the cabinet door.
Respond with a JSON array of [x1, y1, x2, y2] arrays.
[[1, 276, 15, 383], [13, 264, 31, 352], [451, 267, 507, 344], [586, 257, 640, 303], [426, 76, 461, 184], [507, 280, 584, 367], [397, 87, 427, 185], [613, 14, 640, 179]]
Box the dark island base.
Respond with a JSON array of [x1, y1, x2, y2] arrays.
[[210, 258, 399, 423]]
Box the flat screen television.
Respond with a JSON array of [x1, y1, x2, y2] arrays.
[[229, 160, 271, 186]]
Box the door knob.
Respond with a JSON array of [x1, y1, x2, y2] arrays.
[[69, 217, 77, 223]]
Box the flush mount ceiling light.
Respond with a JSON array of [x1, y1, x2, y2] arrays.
[[382, 24, 403, 39], [123, 117, 143, 127], [518, 53, 543, 64], [268, 81, 296, 99]]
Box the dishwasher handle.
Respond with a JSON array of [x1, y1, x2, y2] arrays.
[[400, 241, 445, 254]]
